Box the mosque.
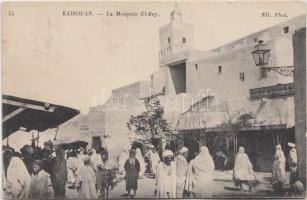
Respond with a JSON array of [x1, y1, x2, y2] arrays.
[[54, 5, 306, 172]]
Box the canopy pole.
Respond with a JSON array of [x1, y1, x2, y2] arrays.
[[37, 131, 40, 147], [53, 127, 59, 140]]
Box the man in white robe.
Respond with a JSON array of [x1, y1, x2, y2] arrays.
[[275, 145, 286, 166], [66, 152, 78, 186], [156, 150, 176, 198], [149, 148, 160, 177], [77, 148, 87, 168], [288, 143, 298, 186], [176, 146, 189, 198], [119, 149, 129, 175], [272, 150, 286, 193], [145, 145, 154, 160], [89, 149, 104, 172], [185, 146, 215, 198], [76, 155, 98, 198], [233, 146, 257, 191], [7, 156, 31, 199], [135, 148, 145, 177]]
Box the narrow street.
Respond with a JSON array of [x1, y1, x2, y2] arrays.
[[66, 170, 290, 198]]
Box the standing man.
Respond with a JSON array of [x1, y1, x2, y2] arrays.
[[185, 146, 215, 198], [149, 148, 160, 178], [75, 156, 98, 198], [119, 149, 129, 175], [233, 146, 257, 192], [124, 149, 140, 198], [156, 150, 176, 198], [145, 145, 154, 174], [272, 150, 286, 194], [51, 145, 68, 198], [288, 143, 298, 185], [287, 142, 304, 196], [135, 148, 145, 177], [5, 148, 31, 199], [176, 147, 189, 198]]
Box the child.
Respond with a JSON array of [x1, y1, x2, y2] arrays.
[[124, 149, 140, 198], [29, 160, 53, 199], [75, 155, 98, 198]]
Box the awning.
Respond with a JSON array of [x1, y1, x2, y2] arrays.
[[2, 95, 80, 138], [53, 135, 89, 148]]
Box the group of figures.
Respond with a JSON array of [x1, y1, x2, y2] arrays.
[[271, 143, 304, 196], [65, 146, 115, 198], [2, 140, 114, 199], [2, 139, 305, 199], [233, 144, 304, 197], [120, 143, 304, 198], [120, 145, 216, 198]]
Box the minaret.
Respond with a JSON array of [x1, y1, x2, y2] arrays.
[[159, 3, 194, 65], [170, 3, 182, 24]]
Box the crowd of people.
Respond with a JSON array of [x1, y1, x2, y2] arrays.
[[119, 145, 216, 198], [119, 142, 304, 198], [271, 143, 304, 196], [2, 139, 305, 199], [2, 140, 114, 199], [230, 143, 303, 197]]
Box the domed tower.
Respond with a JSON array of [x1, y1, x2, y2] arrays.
[[159, 3, 194, 64]]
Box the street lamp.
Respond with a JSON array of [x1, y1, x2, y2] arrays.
[[251, 40, 294, 77], [252, 40, 270, 67]]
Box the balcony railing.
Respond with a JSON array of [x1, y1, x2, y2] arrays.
[[250, 83, 294, 100]]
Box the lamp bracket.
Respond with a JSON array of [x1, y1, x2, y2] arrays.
[[263, 65, 294, 77]]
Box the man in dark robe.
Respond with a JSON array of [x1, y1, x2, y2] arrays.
[[124, 149, 140, 198]]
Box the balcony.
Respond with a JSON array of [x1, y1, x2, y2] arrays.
[[159, 50, 189, 66], [250, 83, 294, 100]]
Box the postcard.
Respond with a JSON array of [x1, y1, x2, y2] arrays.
[[2, 1, 306, 199]]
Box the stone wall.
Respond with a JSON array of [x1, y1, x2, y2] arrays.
[[112, 81, 150, 100], [186, 38, 293, 104]]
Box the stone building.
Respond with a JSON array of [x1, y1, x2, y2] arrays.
[[53, 7, 305, 171], [149, 6, 305, 171]]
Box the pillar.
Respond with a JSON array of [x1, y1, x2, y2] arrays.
[[293, 27, 306, 185]]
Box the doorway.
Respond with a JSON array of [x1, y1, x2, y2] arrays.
[[92, 136, 102, 151]]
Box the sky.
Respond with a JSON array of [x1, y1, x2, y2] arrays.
[[2, 1, 306, 150]]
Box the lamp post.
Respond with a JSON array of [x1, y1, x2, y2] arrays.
[[251, 40, 294, 77]]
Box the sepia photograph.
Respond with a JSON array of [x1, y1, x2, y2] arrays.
[[1, 1, 306, 199]]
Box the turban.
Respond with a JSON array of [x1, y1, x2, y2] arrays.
[[200, 146, 209, 153], [292, 181, 304, 193], [288, 142, 296, 148], [33, 160, 44, 168], [129, 149, 136, 155], [276, 144, 282, 150], [179, 147, 188, 154], [3, 148, 13, 157], [83, 155, 91, 163], [239, 146, 245, 153], [162, 150, 174, 158]]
